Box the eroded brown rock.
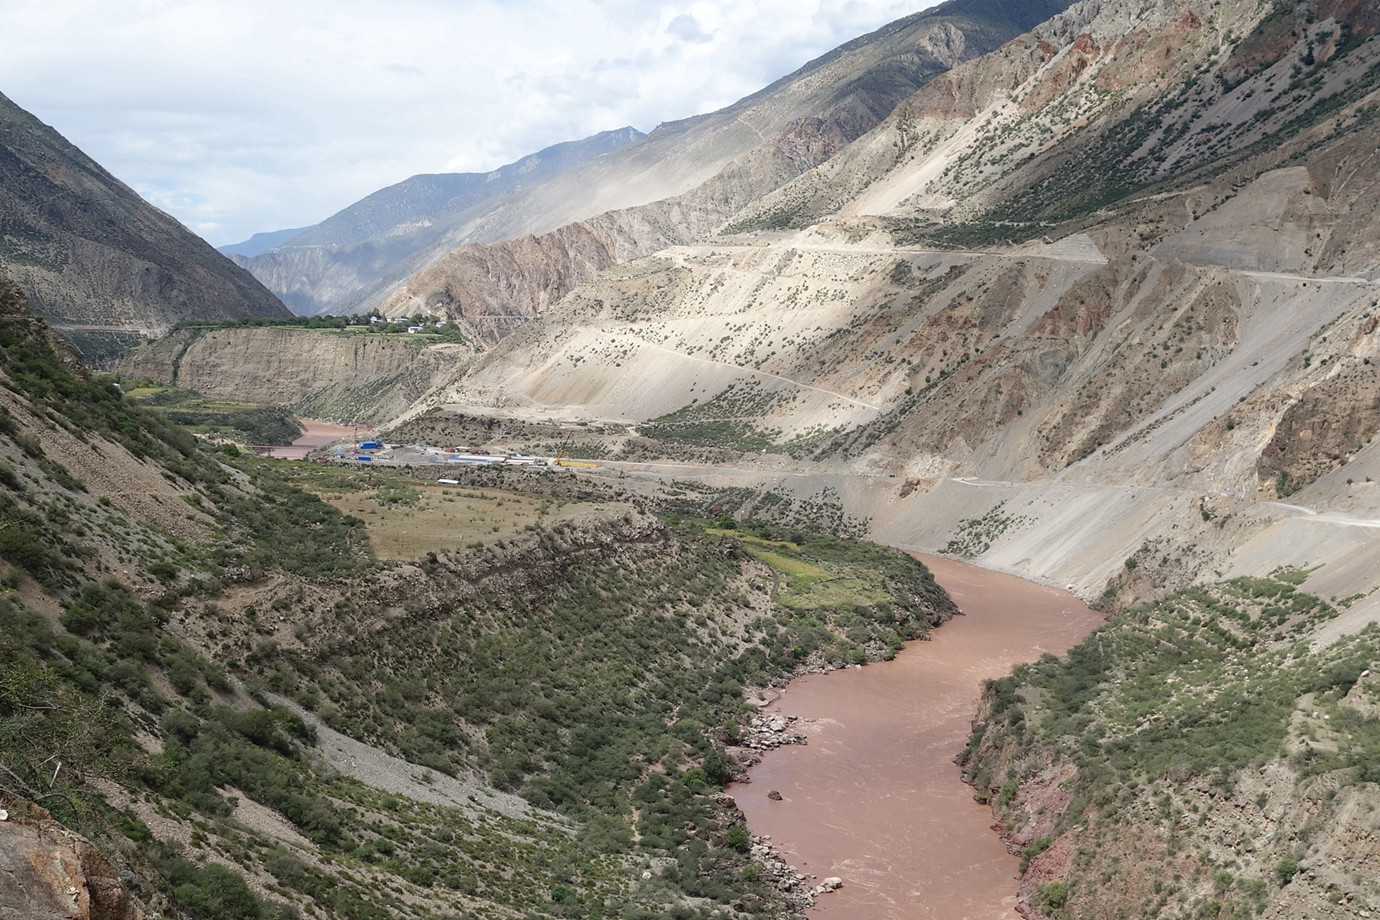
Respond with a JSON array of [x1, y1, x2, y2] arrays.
[[0, 804, 142, 920]]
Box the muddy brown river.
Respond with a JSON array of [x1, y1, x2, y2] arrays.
[[264, 420, 359, 459], [731, 554, 1103, 919]]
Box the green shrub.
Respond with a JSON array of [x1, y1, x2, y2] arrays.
[[1036, 881, 1069, 914], [725, 826, 750, 852], [160, 858, 266, 920]]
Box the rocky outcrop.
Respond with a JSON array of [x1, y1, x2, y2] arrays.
[[0, 804, 143, 920], [1257, 360, 1380, 498], [737, 714, 809, 752], [379, 223, 623, 342]]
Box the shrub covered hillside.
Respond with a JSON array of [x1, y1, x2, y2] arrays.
[[0, 271, 957, 919], [962, 574, 1380, 920]]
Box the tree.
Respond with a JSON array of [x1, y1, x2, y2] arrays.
[[0, 631, 118, 810]]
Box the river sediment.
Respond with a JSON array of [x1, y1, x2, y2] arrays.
[[730, 554, 1103, 919], [264, 419, 358, 459]]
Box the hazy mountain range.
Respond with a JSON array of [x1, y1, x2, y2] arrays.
[[227, 0, 1078, 321], [220, 126, 645, 314]]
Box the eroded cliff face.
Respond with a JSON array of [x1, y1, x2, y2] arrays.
[[116, 328, 472, 423]]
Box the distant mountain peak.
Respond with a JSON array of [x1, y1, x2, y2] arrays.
[[217, 226, 314, 258], [233, 126, 646, 315]]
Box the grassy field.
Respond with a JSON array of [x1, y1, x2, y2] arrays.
[[281, 466, 601, 560], [705, 528, 828, 580], [262, 468, 615, 562]]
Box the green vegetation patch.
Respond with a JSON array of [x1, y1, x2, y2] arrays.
[[965, 574, 1380, 918], [655, 482, 866, 539], [171, 313, 471, 345], [943, 501, 1030, 557], [978, 577, 1372, 791], [208, 459, 375, 580], [231, 513, 955, 916], [0, 581, 609, 920], [706, 529, 830, 581], [0, 278, 221, 486], [741, 545, 829, 580], [54, 328, 148, 366], [132, 385, 303, 445], [691, 518, 956, 663], [237, 519, 805, 915], [639, 381, 787, 452]]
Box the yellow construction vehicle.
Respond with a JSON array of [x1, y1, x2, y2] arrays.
[[553, 442, 599, 469]]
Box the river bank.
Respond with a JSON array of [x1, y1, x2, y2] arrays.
[[729, 553, 1104, 919], [263, 419, 358, 459]]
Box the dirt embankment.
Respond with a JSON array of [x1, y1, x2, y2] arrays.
[[115, 328, 472, 423], [968, 734, 1380, 920]]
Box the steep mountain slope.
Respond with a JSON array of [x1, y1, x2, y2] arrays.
[[254, 0, 1077, 324], [230, 127, 644, 315], [0, 266, 961, 918], [0, 92, 289, 359], [417, 0, 1380, 587], [451, 0, 1077, 245], [371, 2, 1380, 913]]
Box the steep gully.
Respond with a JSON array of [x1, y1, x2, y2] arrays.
[[730, 554, 1103, 919]]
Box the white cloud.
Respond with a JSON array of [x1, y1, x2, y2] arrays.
[[666, 13, 712, 43], [0, 0, 930, 245]]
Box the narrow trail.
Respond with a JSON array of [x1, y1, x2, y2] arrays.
[[688, 240, 1379, 283], [1239, 269, 1378, 286]]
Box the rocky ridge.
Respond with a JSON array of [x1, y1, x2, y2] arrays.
[[262, 0, 1077, 327], [230, 127, 645, 316]]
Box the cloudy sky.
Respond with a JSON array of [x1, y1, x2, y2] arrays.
[[0, 0, 933, 247]]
